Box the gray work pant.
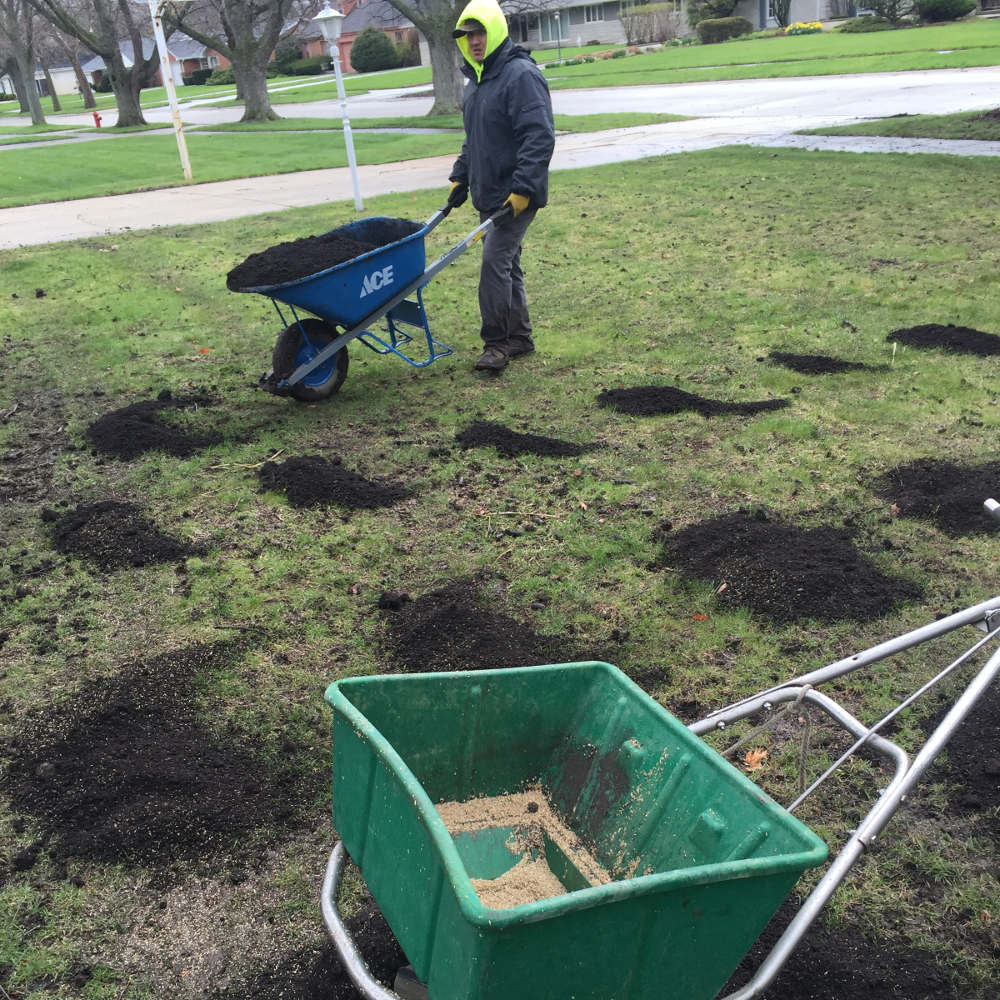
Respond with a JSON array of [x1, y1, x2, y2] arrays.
[[478, 207, 537, 346]]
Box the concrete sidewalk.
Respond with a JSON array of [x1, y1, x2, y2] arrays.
[[3, 68, 999, 251]]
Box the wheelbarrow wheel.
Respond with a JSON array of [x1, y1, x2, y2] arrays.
[[272, 318, 349, 402]]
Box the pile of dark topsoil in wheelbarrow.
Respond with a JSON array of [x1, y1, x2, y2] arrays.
[[227, 219, 421, 291]]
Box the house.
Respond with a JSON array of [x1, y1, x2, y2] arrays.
[[79, 32, 230, 91]]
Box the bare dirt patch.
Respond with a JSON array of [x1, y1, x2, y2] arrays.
[[869, 458, 1000, 537], [597, 385, 789, 418], [85, 391, 221, 460], [258, 455, 410, 509], [6, 641, 320, 871], [658, 509, 922, 625], [888, 324, 1000, 357], [455, 420, 592, 458], [768, 351, 871, 375], [43, 500, 199, 569], [0, 390, 71, 503]]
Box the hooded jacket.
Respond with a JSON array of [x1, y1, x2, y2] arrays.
[[449, 0, 555, 214]]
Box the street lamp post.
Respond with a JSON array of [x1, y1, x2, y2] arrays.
[[554, 11, 561, 62], [314, 3, 363, 212], [141, 0, 192, 180]]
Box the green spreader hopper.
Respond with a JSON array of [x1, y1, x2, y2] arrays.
[[323, 662, 828, 1000]]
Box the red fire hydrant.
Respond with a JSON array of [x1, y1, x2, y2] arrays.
[[92, 110, 102, 128]]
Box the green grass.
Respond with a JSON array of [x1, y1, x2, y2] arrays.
[[0, 131, 460, 208], [1, 146, 999, 997], [805, 108, 1000, 140]]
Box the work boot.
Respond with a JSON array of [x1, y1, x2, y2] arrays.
[[506, 336, 535, 358], [474, 344, 509, 371]]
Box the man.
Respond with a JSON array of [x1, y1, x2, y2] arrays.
[[447, 0, 555, 372]]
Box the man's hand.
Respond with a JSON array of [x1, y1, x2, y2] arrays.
[[447, 181, 469, 208], [504, 193, 530, 217]]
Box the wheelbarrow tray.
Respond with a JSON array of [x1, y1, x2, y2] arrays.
[[242, 217, 426, 328], [326, 662, 827, 1000]]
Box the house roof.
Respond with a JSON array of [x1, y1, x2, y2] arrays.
[[79, 32, 209, 73], [341, 0, 414, 34]]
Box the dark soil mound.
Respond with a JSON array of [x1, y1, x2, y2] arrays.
[[45, 500, 197, 569], [725, 897, 958, 1000], [455, 420, 591, 458], [869, 458, 1000, 536], [597, 385, 789, 418], [221, 902, 405, 1000], [659, 510, 922, 625], [889, 324, 1000, 357], [768, 351, 869, 375], [85, 391, 220, 460], [922, 678, 1000, 838], [974, 107, 1000, 121], [380, 579, 568, 674], [7, 641, 319, 869], [226, 218, 421, 291], [258, 455, 409, 509]]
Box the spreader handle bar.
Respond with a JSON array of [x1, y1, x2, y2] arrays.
[[276, 207, 511, 388]]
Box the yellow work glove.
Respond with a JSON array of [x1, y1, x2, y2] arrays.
[[447, 181, 468, 208], [504, 193, 530, 217]]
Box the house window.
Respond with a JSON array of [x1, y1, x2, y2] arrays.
[[209, 55, 219, 67], [584, 4, 604, 21], [539, 11, 569, 41]]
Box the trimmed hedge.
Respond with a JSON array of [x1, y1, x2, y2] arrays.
[[696, 16, 753, 42], [182, 68, 214, 87], [288, 55, 329, 75], [915, 0, 975, 19]]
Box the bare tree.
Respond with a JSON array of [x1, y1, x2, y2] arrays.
[[165, 0, 318, 122], [27, 0, 162, 126], [43, 4, 98, 108], [0, 0, 47, 124]]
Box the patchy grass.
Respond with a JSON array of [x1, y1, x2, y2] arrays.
[[1, 146, 999, 997]]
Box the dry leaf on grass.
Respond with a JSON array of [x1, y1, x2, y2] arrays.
[[744, 747, 768, 770]]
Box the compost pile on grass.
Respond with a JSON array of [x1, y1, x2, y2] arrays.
[[257, 455, 410, 509], [768, 351, 870, 375], [44, 500, 198, 569], [658, 510, 922, 624], [86, 391, 220, 460], [455, 420, 592, 458], [888, 324, 1000, 356], [226, 218, 421, 290], [379, 580, 568, 673], [869, 458, 1000, 536], [597, 385, 788, 418], [6, 641, 318, 868]]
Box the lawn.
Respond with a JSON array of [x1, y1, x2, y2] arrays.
[[805, 107, 1000, 140], [1, 146, 999, 1000]]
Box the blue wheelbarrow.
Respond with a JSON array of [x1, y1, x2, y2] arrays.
[[233, 204, 506, 402]]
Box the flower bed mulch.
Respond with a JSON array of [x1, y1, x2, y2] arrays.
[[597, 385, 789, 418], [768, 351, 871, 375], [657, 509, 922, 625], [85, 390, 220, 460], [869, 458, 1000, 536], [257, 455, 410, 509], [888, 323, 1000, 356], [6, 641, 319, 871], [455, 419, 592, 458], [43, 500, 198, 569]]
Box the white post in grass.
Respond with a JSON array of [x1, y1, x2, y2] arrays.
[[314, 2, 363, 212], [140, 0, 193, 180]]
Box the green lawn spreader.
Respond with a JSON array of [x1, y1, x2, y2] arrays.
[[321, 529, 1000, 999]]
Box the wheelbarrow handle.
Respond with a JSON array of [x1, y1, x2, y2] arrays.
[[321, 842, 404, 1000]]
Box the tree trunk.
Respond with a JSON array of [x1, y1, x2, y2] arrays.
[[426, 32, 463, 115], [12, 43, 46, 123], [70, 50, 96, 109], [42, 62, 61, 111], [4, 56, 30, 112], [108, 49, 146, 126], [236, 54, 278, 121]]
